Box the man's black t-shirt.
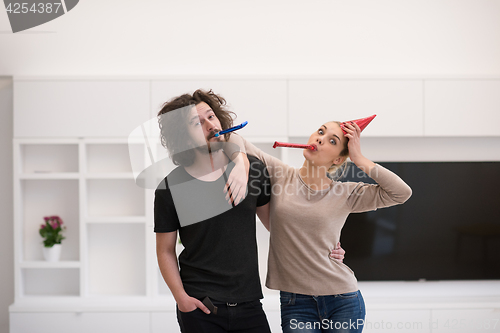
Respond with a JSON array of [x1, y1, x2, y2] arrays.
[[154, 155, 270, 303]]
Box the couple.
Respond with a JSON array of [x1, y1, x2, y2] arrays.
[[154, 89, 412, 333]]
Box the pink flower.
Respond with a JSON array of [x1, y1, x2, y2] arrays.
[[40, 224, 46, 229]]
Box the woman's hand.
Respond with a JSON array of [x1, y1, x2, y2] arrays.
[[341, 121, 363, 161], [329, 242, 345, 263], [224, 152, 249, 206], [341, 121, 375, 174]]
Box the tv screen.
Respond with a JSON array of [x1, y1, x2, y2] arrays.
[[339, 162, 500, 281]]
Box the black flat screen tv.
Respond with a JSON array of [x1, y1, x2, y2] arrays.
[[339, 162, 500, 281]]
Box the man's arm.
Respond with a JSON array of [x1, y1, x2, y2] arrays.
[[156, 232, 210, 314], [256, 203, 270, 231]]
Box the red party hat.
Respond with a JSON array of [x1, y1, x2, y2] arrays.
[[340, 114, 376, 135]]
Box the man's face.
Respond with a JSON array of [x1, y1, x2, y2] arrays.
[[187, 102, 224, 152]]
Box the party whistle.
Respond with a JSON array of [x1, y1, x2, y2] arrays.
[[214, 121, 248, 137], [273, 142, 316, 151]]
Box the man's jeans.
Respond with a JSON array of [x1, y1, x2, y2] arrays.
[[177, 299, 271, 333], [280, 290, 366, 333]]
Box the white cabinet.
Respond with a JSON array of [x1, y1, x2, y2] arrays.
[[10, 312, 151, 333], [288, 80, 424, 137], [13, 139, 151, 300], [151, 79, 288, 138], [14, 77, 500, 139], [14, 80, 150, 138], [424, 80, 500, 136]]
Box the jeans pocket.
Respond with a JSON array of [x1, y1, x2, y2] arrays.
[[280, 292, 294, 307], [336, 291, 358, 299], [177, 305, 199, 314]]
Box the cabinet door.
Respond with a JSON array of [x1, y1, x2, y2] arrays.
[[288, 80, 424, 137], [14, 80, 150, 137], [151, 80, 288, 138], [424, 80, 500, 136], [10, 312, 150, 333]]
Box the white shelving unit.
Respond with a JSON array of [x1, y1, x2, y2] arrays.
[[13, 139, 152, 300]]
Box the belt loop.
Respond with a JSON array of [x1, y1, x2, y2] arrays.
[[290, 293, 296, 305]]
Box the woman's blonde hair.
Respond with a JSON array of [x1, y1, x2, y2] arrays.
[[327, 121, 350, 179]]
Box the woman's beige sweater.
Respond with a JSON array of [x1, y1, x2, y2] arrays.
[[232, 135, 412, 295]]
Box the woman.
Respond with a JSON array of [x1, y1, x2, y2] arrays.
[[229, 120, 412, 332]]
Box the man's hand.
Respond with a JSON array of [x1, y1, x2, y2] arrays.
[[329, 242, 345, 263], [177, 295, 211, 314], [224, 152, 249, 206]]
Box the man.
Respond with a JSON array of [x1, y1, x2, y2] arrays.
[[154, 89, 272, 333]]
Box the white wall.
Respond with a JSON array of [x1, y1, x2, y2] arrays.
[[0, 0, 499, 76], [0, 78, 13, 333]]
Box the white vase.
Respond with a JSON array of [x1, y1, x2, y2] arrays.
[[43, 244, 62, 262]]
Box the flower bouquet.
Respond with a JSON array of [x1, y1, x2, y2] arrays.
[[39, 215, 66, 261]]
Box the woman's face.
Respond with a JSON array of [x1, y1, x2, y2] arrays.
[[303, 122, 347, 167]]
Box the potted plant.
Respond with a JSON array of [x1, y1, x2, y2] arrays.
[[39, 215, 66, 261]]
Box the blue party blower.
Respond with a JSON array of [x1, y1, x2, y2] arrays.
[[214, 121, 248, 137]]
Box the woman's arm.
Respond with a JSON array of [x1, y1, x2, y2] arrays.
[[342, 121, 376, 174], [223, 151, 249, 206], [342, 122, 412, 212], [222, 139, 249, 206], [227, 134, 290, 178]]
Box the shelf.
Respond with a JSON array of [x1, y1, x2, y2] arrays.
[[86, 143, 144, 173], [86, 179, 145, 217], [87, 223, 146, 296], [20, 144, 79, 173], [20, 261, 81, 269], [85, 216, 146, 224], [22, 268, 80, 297], [85, 172, 135, 179], [21, 179, 80, 262], [19, 173, 80, 180]]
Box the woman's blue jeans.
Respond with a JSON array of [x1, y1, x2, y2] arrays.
[[280, 290, 366, 333]]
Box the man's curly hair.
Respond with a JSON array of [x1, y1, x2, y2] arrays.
[[158, 89, 235, 167]]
